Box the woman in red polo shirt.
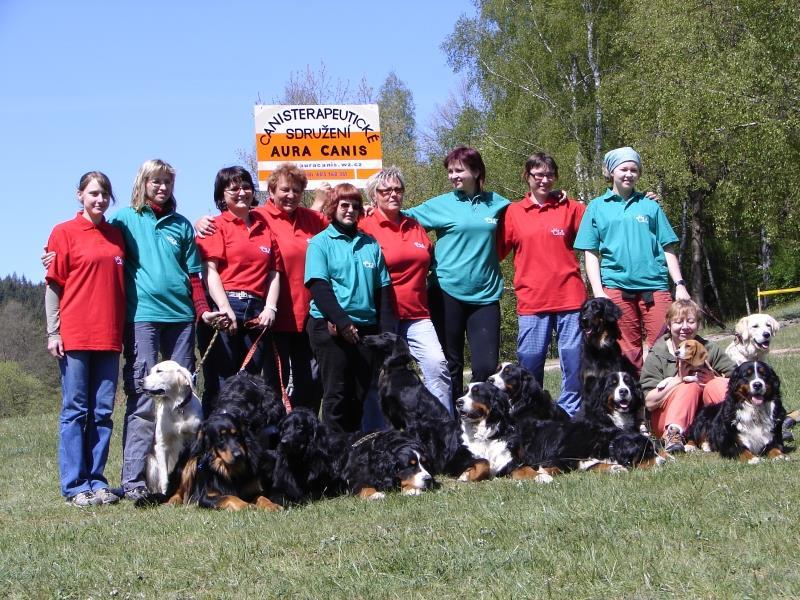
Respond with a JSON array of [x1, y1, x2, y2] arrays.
[[197, 163, 327, 413], [195, 166, 281, 414], [498, 153, 587, 416], [45, 171, 126, 507], [361, 166, 452, 414]]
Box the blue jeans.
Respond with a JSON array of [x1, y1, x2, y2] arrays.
[[121, 321, 195, 492], [517, 311, 583, 416], [399, 318, 452, 415], [198, 295, 269, 416], [58, 351, 119, 498]]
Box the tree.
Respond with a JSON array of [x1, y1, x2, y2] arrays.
[[606, 0, 800, 314]]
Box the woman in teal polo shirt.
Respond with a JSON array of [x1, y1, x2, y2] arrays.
[[304, 183, 395, 433], [404, 146, 509, 407], [574, 147, 690, 371]]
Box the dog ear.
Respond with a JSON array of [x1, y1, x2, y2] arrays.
[[176, 365, 197, 396], [735, 316, 751, 342], [607, 300, 622, 320], [767, 315, 780, 333]]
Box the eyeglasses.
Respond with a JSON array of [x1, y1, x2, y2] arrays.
[[148, 178, 173, 188], [339, 201, 362, 212], [528, 172, 556, 181], [376, 186, 404, 196], [225, 185, 254, 195]]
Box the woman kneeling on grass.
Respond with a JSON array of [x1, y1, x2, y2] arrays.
[[639, 299, 735, 453], [45, 172, 126, 507]]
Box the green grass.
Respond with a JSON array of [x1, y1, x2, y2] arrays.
[[4, 308, 800, 598]]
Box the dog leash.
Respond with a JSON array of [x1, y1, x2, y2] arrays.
[[193, 328, 221, 385], [238, 321, 270, 372], [270, 339, 293, 414]]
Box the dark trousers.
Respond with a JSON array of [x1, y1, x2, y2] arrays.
[[306, 317, 378, 433], [197, 296, 275, 417], [268, 330, 322, 414], [428, 287, 501, 409]]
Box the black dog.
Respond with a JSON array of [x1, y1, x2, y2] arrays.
[[164, 411, 281, 511], [577, 371, 646, 433], [362, 333, 491, 482], [211, 371, 286, 445], [343, 429, 435, 499], [686, 361, 787, 462], [489, 362, 569, 423], [269, 408, 346, 505], [579, 298, 637, 401]]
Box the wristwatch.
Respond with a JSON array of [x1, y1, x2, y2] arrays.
[[675, 279, 686, 286]]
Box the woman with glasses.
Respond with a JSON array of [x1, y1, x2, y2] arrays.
[[497, 153, 587, 416], [639, 299, 734, 453], [360, 167, 451, 414], [195, 166, 281, 414], [305, 184, 395, 432], [196, 163, 327, 413], [403, 146, 509, 408]]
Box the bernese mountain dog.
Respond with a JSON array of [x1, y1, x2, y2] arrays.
[[343, 429, 435, 499], [686, 361, 788, 462], [362, 333, 491, 483], [269, 407, 347, 505], [456, 382, 522, 477], [489, 362, 569, 423], [512, 371, 665, 481], [579, 298, 638, 401]]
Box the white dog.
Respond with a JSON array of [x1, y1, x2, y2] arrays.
[[142, 360, 203, 494], [725, 313, 780, 365]]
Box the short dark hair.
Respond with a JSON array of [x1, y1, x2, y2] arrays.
[[213, 166, 255, 211], [324, 183, 363, 221], [523, 152, 559, 182], [443, 146, 486, 191]]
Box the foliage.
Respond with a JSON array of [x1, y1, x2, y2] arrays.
[[0, 361, 57, 418]]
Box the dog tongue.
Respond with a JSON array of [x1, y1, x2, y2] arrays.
[[751, 395, 764, 405]]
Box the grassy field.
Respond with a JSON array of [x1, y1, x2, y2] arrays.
[[2, 309, 800, 598]]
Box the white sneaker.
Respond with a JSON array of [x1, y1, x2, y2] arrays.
[[65, 491, 102, 507]]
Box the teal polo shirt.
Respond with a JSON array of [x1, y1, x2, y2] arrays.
[[108, 206, 202, 322], [304, 225, 391, 325], [574, 189, 679, 290], [404, 190, 509, 304]]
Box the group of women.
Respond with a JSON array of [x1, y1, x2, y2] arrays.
[[45, 144, 731, 507]]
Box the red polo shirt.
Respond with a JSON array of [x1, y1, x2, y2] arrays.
[[498, 192, 587, 314], [196, 209, 281, 299], [358, 210, 432, 320], [46, 213, 126, 351], [255, 202, 327, 332]]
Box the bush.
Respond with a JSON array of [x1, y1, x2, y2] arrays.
[[0, 361, 58, 418]]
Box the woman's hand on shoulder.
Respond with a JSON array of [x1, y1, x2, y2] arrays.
[[41, 247, 55, 269], [195, 215, 217, 239]]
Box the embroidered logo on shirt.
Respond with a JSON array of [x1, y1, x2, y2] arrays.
[[636, 215, 650, 224], [484, 217, 498, 224], [114, 256, 123, 265], [164, 235, 178, 247], [413, 242, 425, 249], [259, 246, 271, 254], [362, 260, 376, 269], [550, 228, 565, 236]]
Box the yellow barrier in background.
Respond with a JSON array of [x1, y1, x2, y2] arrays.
[[756, 286, 800, 312]]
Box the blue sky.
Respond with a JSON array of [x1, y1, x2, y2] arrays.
[[0, 0, 473, 282]]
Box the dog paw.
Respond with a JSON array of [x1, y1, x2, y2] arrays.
[[701, 442, 712, 453], [747, 456, 761, 465], [401, 488, 423, 496], [609, 464, 628, 474], [772, 453, 790, 461], [655, 455, 668, 466], [367, 491, 386, 501], [534, 473, 554, 484]]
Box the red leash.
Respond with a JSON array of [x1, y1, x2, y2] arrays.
[[239, 318, 292, 414]]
